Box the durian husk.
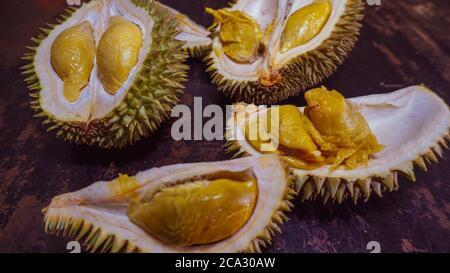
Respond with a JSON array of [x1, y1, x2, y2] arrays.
[[205, 0, 364, 104], [225, 86, 450, 204], [227, 137, 449, 205], [22, 0, 188, 148], [160, 2, 212, 58], [43, 155, 296, 253]]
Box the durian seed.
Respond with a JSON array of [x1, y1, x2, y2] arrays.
[[206, 8, 263, 63], [97, 16, 143, 95], [280, 0, 332, 53], [50, 21, 96, 102], [127, 178, 257, 247]]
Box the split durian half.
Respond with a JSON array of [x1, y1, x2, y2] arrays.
[[22, 0, 189, 148], [44, 155, 295, 253], [205, 0, 364, 104], [227, 85, 450, 204]]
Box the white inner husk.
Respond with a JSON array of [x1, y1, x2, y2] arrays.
[[211, 0, 347, 81], [45, 155, 287, 252], [36, 0, 153, 122], [162, 4, 212, 50], [231, 86, 450, 180]]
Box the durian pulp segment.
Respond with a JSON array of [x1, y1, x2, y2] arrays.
[[208, 0, 348, 82], [208, 0, 279, 81], [35, 0, 152, 122], [128, 178, 257, 246], [50, 21, 96, 102], [206, 9, 263, 63], [244, 105, 326, 170], [272, 0, 347, 66], [243, 88, 384, 171], [280, 0, 332, 53], [303, 87, 384, 169], [97, 16, 143, 95]]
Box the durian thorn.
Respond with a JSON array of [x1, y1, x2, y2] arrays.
[[335, 184, 346, 204], [294, 175, 309, 193], [439, 137, 448, 150], [433, 144, 443, 158], [346, 180, 355, 196], [382, 173, 395, 192], [326, 178, 341, 198], [371, 181, 383, 197], [301, 180, 315, 201], [414, 156, 428, 171], [352, 187, 360, 205], [425, 149, 439, 163], [44, 214, 139, 253], [313, 176, 326, 192]]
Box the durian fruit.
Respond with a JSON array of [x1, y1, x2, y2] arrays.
[[43, 155, 295, 253], [22, 0, 189, 148], [161, 3, 212, 58], [205, 0, 364, 104], [226, 85, 450, 204]]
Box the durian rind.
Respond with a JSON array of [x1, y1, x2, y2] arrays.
[[43, 155, 295, 253], [160, 3, 212, 58], [22, 0, 188, 148], [226, 86, 450, 204], [205, 0, 364, 104]]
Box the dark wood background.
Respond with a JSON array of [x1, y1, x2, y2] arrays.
[[0, 0, 449, 253]]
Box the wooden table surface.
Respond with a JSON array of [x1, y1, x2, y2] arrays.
[[0, 0, 449, 253]]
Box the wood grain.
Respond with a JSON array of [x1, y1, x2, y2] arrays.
[[0, 0, 448, 253]]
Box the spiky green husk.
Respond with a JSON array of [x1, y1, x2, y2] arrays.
[[44, 214, 140, 253], [226, 133, 449, 205], [185, 44, 211, 59], [22, 0, 188, 148], [205, 0, 364, 104]]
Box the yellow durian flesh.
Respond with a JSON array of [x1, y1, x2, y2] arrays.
[[206, 8, 262, 63], [97, 16, 143, 95], [244, 87, 384, 170], [304, 87, 385, 169], [281, 0, 332, 53], [50, 21, 96, 102], [245, 105, 327, 170], [128, 178, 257, 247]]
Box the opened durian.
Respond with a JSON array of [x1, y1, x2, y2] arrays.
[[43, 155, 295, 253], [227, 85, 450, 204], [205, 0, 364, 104], [22, 0, 189, 148]]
